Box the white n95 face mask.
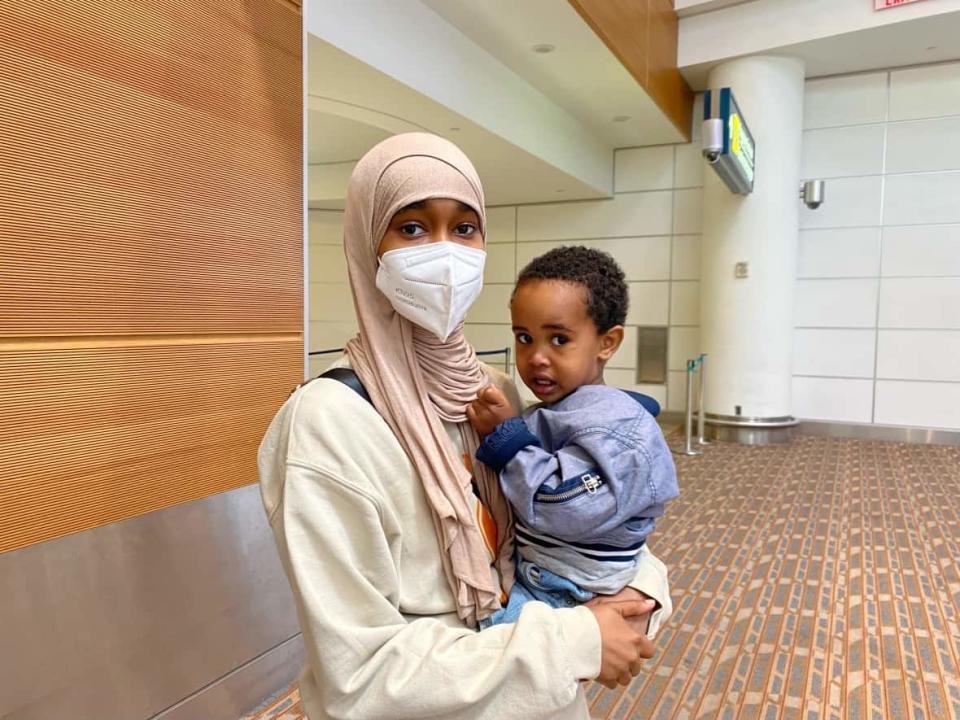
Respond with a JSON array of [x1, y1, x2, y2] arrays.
[[375, 241, 486, 342]]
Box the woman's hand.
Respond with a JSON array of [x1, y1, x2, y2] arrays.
[[466, 385, 517, 437], [588, 586, 657, 638], [587, 597, 656, 688]]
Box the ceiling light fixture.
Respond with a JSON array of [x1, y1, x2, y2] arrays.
[[532, 43, 555, 54]]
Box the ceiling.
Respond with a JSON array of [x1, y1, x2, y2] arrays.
[[307, 38, 609, 208], [419, 0, 681, 148], [306, 0, 960, 208]]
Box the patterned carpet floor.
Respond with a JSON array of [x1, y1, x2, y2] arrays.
[[243, 436, 960, 720]]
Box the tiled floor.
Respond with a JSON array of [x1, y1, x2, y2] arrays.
[[245, 436, 960, 719]]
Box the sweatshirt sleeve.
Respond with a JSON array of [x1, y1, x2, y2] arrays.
[[269, 459, 601, 720]]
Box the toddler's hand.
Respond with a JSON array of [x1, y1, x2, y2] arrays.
[[466, 385, 516, 437]]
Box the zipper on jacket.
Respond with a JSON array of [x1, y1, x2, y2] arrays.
[[535, 473, 604, 503]]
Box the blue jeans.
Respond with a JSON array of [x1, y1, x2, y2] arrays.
[[481, 560, 595, 628]]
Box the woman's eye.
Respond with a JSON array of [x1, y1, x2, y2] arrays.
[[550, 335, 569, 346], [515, 333, 532, 345], [454, 222, 477, 236], [399, 222, 425, 237]]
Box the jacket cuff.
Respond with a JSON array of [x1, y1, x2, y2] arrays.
[[554, 606, 602, 680], [475, 416, 541, 472]]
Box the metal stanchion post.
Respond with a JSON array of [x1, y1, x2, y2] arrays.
[[673, 358, 703, 456], [697, 353, 710, 445]]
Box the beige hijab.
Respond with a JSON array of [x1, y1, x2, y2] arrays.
[[343, 132, 515, 627]]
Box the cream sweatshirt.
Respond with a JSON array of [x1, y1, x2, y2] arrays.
[[258, 370, 671, 720]]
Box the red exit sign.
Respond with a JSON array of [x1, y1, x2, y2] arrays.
[[875, 0, 927, 8]]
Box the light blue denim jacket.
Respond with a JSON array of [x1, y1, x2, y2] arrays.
[[476, 384, 679, 594]]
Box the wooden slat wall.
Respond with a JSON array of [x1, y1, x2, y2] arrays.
[[568, 0, 694, 141], [0, 1, 302, 553]]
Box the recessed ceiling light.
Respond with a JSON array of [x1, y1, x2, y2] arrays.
[[532, 43, 555, 54], [613, 115, 631, 122]]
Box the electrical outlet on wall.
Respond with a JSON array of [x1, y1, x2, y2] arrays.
[[735, 261, 749, 278]]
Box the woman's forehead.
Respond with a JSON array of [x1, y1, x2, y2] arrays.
[[394, 199, 478, 215]]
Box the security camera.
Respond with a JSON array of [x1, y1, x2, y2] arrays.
[[800, 180, 825, 210], [702, 118, 723, 164]]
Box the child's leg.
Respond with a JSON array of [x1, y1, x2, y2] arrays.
[[479, 561, 595, 628]]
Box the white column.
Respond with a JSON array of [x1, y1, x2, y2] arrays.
[[700, 56, 804, 422]]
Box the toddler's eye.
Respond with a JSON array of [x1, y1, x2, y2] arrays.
[[550, 335, 569, 346], [515, 333, 532, 345]]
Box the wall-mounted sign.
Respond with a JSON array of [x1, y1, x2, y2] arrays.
[[875, 0, 927, 9], [702, 87, 755, 195]]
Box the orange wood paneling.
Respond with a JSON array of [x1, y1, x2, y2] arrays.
[[647, 0, 695, 139], [0, 1, 302, 552], [0, 342, 301, 553], [568, 0, 693, 141]]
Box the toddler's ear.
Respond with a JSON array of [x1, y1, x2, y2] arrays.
[[598, 325, 624, 360]]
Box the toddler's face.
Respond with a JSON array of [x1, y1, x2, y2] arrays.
[[511, 279, 620, 404]]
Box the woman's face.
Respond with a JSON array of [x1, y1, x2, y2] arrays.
[[377, 198, 483, 258]]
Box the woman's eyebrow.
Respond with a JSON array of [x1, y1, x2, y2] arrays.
[[396, 201, 427, 213], [457, 201, 475, 213]]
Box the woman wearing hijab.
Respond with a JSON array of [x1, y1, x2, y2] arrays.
[[258, 133, 671, 720]]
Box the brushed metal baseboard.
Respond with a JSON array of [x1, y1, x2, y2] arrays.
[[0, 484, 300, 720], [796, 420, 960, 446], [153, 634, 304, 720]]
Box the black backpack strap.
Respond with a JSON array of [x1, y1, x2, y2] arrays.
[[319, 367, 372, 405], [289, 367, 372, 405]]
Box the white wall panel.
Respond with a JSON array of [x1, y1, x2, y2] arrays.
[[802, 125, 885, 179], [309, 283, 355, 323], [886, 117, 960, 175], [881, 224, 960, 277], [668, 326, 701, 371], [803, 73, 888, 130], [883, 171, 960, 226], [674, 143, 704, 189], [484, 243, 515, 284], [667, 369, 698, 412], [799, 176, 882, 229], [877, 330, 960, 383], [673, 188, 703, 235], [464, 323, 514, 355], [515, 236, 671, 281], [308, 244, 348, 284], [797, 228, 881, 278], [889, 62, 960, 122], [611, 325, 639, 371], [308, 320, 358, 353], [669, 281, 700, 326], [486, 206, 516, 245], [627, 282, 670, 326], [517, 193, 673, 242], [793, 329, 876, 378], [671, 235, 701, 281], [792, 376, 874, 422], [875, 380, 960, 429], [466, 283, 513, 324], [615, 146, 674, 193], [794, 279, 878, 328], [307, 210, 344, 246], [878, 278, 960, 329]]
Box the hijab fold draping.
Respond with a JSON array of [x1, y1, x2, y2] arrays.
[[342, 133, 515, 626]]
